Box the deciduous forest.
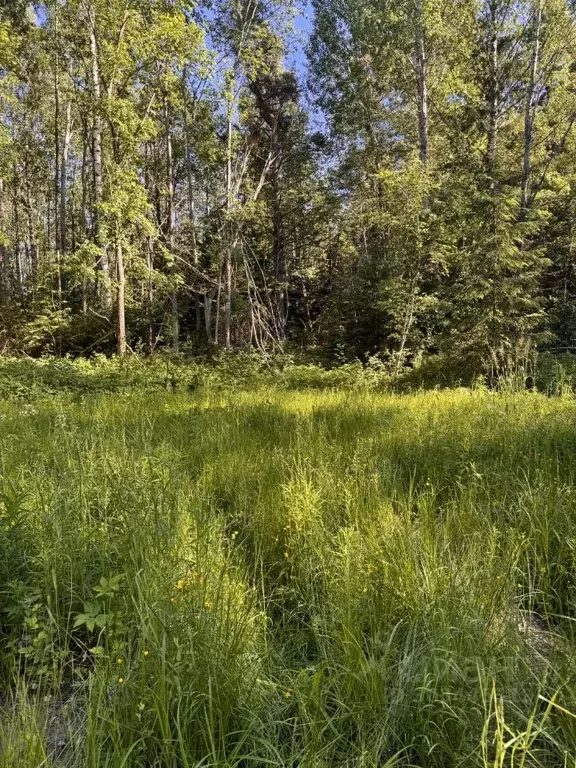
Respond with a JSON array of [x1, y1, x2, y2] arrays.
[[2, 0, 576, 380]]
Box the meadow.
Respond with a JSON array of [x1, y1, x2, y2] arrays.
[[2, 365, 576, 766]]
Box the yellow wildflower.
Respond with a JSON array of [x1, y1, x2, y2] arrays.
[[118, 677, 124, 685], [284, 690, 292, 698], [176, 579, 186, 590]]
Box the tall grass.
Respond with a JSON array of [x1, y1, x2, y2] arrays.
[[2, 384, 576, 765]]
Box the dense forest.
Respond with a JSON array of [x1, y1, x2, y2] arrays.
[[1, 0, 576, 379]]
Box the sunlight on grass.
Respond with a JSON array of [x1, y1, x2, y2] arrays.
[[2, 386, 576, 766]]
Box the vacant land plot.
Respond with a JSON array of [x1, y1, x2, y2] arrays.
[[2, 387, 576, 767]]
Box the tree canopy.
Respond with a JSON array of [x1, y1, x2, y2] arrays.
[[1, 0, 576, 381]]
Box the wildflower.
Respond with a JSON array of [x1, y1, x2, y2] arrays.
[[204, 600, 213, 610], [118, 677, 124, 685], [176, 579, 186, 591], [284, 691, 292, 698], [142, 649, 149, 657], [284, 551, 289, 558], [362, 587, 368, 594], [169, 597, 176, 603], [116, 657, 123, 665]]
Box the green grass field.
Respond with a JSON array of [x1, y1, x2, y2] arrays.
[[2, 383, 576, 766]]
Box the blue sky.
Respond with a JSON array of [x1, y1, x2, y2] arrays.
[[35, 0, 316, 95], [288, 1, 313, 79]]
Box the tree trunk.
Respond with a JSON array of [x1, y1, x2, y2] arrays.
[[23, 148, 37, 282], [146, 235, 154, 354], [89, 4, 112, 309], [0, 178, 9, 302], [81, 120, 89, 313], [52, 29, 63, 357], [414, 0, 428, 169], [116, 239, 126, 356], [487, 0, 500, 352], [520, 0, 542, 214], [53, 11, 60, 262], [204, 287, 216, 348], [12, 175, 23, 294], [182, 69, 203, 338], [224, 96, 234, 348], [60, 101, 72, 257], [487, 1, 499, 203], [271, 169, 287, 339], [163, 94, 179, 352], [25, 176, 36, 281], [224, 250, 233, 347]]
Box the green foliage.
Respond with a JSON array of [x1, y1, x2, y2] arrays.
[[1, 375, 576, 763], [0, 353, 387, 400]]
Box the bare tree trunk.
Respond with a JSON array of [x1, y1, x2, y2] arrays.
[[394, 0, 429, 376], [25, 178, 36, 280], [12, 175, 23, 294], [487, 0, 500, 354], [142, 142, 155, 352], [60, 101, 72, 256], [163, 94, 179, 352], [271, 164, 287, 340], [224, 250, 233, 347], [146, 235, 154, 354], [224, 92, 234, 348], [70, 163, 77, 255], [89, 4, 112, 309], [81, 121, 89, 239], [53, 20, 63, 356], [22, 148, 37, 283], [81, 121, 89, 313], [53, 14, 60, 262], [182, 70, 203, 338], [0, 178, 9, 302], [487, 1, 499, 208], [204, 286, 216, 348], [52, 10, 64, 353], [108, 121, 127, 357], [116, 239, 126, 356], [520, 0, 542, 213], [54, 36, 62, 355], [414, 0, 428, 169]]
